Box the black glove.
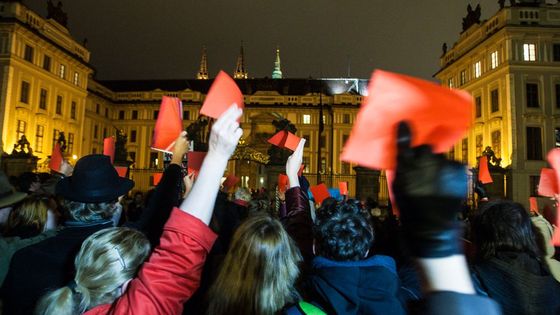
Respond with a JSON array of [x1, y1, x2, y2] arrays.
[[474, 180, 488, 200], [393, 122, 467, 258]]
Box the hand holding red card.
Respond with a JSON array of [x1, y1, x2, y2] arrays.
[[49, 143, 63, 173], [341, 70, 473, 170], [310, 183, 331, 205], [339, 181, 348, 196], [103, 137, 115, 164], [152, 96, 183, 153], [478, 156, 493, 184], [200, 71, 244, 119], [267, 130, 301, 151], [529, 197, 538, 214]]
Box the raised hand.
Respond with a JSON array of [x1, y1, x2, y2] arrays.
[[207, 104, 243, 160], [286, 138, 306, 188], [171, 131, 189, 165]]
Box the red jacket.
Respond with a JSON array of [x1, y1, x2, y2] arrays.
[[84, 208, 217, 315]]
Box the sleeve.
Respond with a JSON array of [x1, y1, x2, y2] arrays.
[[109, 208, 217, 315], [408, 291, 502, 315], [282, 186, 314, 265]]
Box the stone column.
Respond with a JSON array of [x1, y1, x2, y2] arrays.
[[353, 166, 381, 201]]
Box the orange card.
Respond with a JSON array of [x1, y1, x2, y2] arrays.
[[103, 137, 115, 164], [310, 183, 331, 205], [49, 143, 63, 172], [187, 151, 207, 174], [298, 164, 305, 176], [114, 166, 128, 177], [278, 174, 289, 192], [385, 169, 399, 217], [478, 156, 493, 184], [151, 96, 183, 153], [153, 173, 163, 186], [341, 70, 473, 170], [200, 71, 244, 119], [222, 174, 240, 192], [538, 168, 558, 197], [267, 130, 301, 151], [339, 181, 348, 196], [529, 197, 538, 213]]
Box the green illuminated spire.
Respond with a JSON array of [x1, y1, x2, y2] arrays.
[[272, 46, 282, 79]]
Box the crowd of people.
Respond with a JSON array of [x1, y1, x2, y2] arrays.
[[0, 105, 558, 314]]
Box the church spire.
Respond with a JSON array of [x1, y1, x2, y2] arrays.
[[233, 41, 248, 79], [196, 46, 209, 80], [272, 46, 283, 79]]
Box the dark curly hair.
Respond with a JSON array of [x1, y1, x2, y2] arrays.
[[314, 201, 374, 261]]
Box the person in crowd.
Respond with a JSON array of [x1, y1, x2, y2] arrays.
[[125, 191, 144, 222], [34, 104, 243, 315], [470, 200, 560, 315], [0, 171, 27, 228], [16, 172, 42, 194], [530, 208, 560, 282]]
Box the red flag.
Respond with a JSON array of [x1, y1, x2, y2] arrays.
[[187, 151, 207, 175], [278, 174, 289, 193], [114, 166, 127, 178], [49, 143, 63, 172], [151, 96, 183, 153], [310, 183, 331, 205], [200, 71, 244, 119], [478, 156, 493, 184], [103, 137, 115, 164], [538, 168, 558, 197], [222, 175, 240, 192], [339, 181, 348, 196], [267, 130, 301, 151], [153, 173, 163, 186], [529, 197, 538, 213], [341, 70, 472, 170]]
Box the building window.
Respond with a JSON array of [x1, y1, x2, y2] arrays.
[[130, 130, 137, 143], [475, 96, 482, 118], [303, 133, 311, 147], [474, 61, 481, 78], [342, 114, 350, 124], [341, 162, 351, 174], [448, 78, 454, 88], [67, 133, 74, 155], [52, 129, 59, 150], [491, 89, 499, 112], [95, 103, 100, 114], [491, 51, 499, 69], [529, 175, 540, 197], [183, 110, 190, 120], [93, 125, 98, 139], [39, 88, 47, 110], [302, 156, 310, 173], [460, 70, 467, 85], [42, 55, 51, 71], [153, 110, 159, 120], [303, 114, 311, 124], [70, 101, 76, 119], [462, 138, 469, 163], [320, 157, 327, 173], [554, 44, 560, 62], [16, 120, 26, 141], [150, 152, 159, 168], [526, 127, 543, 160], [23, 45, 33, 62], [59, 64, 66, 79], [103, 127, 107, 139], [119, 110, 125, 120], [35, 125, 44, 153], [129, 151, 136, 162], [73, 72, 79, 86], [20, 81, 30, 104], [526, 83, 539, 108], [523, 43, 536, 61], [56, 95, 63, 115], [320, 134, 326, 149], [132, 110, 138, 120], [476, 134, 483, 157], [104, 108, 109, 118], [491, 130, 501, 159]]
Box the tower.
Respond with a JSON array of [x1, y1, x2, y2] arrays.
[[233, 42, 248, 79], [196, 46, 209, 80], [272, 46, 283, 79]]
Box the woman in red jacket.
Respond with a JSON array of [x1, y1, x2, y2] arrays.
[[35, 105, 243, 315]]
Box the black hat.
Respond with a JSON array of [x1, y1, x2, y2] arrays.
[[56, 155, 134, 203], [0, 171, 27, 208]]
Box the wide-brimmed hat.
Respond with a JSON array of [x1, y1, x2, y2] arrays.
[[0, 171, 27, 208], [56, 155, 134, 203]]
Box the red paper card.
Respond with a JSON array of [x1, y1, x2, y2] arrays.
[[341, 70, 473, 170], [114, 166, 127, 178], [339, 181, 348, 196], [267, 130, 301, 151], [151, 96, 183, 153], [478, 156, 493, 184], [200, 71, 244, 119], [278, 174, 289, 192], [385, 169, 399, 217], [223, 175, 240, 192], [547, 149, 560, 193], [188, 151, 207, 174], [298, 165, 305, 176], [538, 168, 558, 197], [153, 173, 163, 186], [529, 197, 538, 213], [49, 143, 63, 172], [103, 137, 115, 164], [310, 183, 331, 205]]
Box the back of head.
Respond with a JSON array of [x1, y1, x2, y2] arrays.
[[234, 187, 251, 202], [314, 201, 374, 261], [36, 227, 150, 315], [2, 196, 48, 237], [17, 172, 39, 194], [62, 199, 117, 222], [472, 200, 539, 260], [208, 214, 301, 315]]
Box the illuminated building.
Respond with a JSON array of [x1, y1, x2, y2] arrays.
[[436, 0, 560, 206]]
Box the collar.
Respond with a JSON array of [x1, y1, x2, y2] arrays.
[[312, 255, 397, 275], [64, 220, 113, 228]]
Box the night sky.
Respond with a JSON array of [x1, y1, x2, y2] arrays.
[[23, 0, 510, 81]]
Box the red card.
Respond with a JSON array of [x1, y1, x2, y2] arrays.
[[339, 181, 348, 196], [529, 197, 538, 213], [278, 174, 289, 192], [188, 151, 207, 174], [478, 156, 493, 184], [547, 149, 560, 192], [310, 183, 331, 205], [114, 166, 127, 178], [49, 143, 63, 172], [267, 130, 301, 151], [153, 173, 163, 186], [103, 137, 115, 164], [200, 71, 244, 119], [538, 168, 558, 197], [151, 96, 183, 153], [341, 70, 473, 170], [298, 165, 305, 176], [222, 175, 240, 192], [385, 169, 399, 217]]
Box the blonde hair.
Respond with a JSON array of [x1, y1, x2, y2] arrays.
[[207, 214, 302, 315], [3, 196, 48, 237], [36, 227, 150, 315]]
